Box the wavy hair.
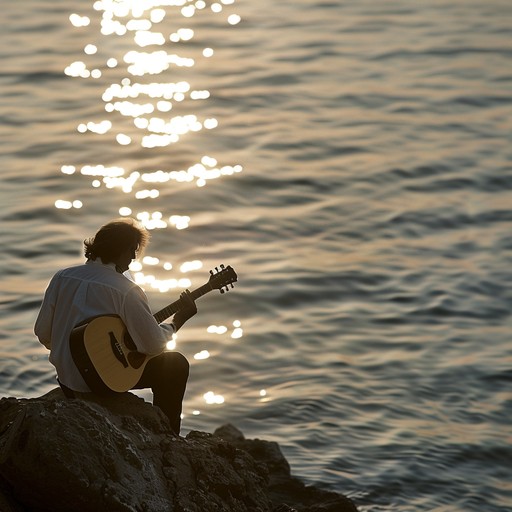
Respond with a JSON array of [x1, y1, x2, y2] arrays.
[[84, 218, 150, 263]]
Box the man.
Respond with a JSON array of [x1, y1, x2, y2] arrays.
[[35, 218, 197, 434]]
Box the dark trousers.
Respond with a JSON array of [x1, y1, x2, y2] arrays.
[[132, 351, 190, 434], [60, 352, 189, 435]]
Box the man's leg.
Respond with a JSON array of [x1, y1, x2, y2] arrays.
[[133, 352, 190, 434]]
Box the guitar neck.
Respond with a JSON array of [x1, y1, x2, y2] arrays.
[[153, 281, 213, 324]]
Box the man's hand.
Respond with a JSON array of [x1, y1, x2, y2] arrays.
[[172, 290, 198, 331]]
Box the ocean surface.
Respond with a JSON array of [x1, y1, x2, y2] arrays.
[[1, 1, 511, 510]]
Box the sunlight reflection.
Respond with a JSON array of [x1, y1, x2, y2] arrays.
[[231, 319, 243, 339], [166, 336, 176, 350], [180, 260, 202, 272], [61, 165, 76, 175], [143, 256, 160, 265], [103, 172, 139, 193], [110, 101, 155, 117], [103, 80, 191, 101], [194, 350, 210, 360], [203, 391, 224, 405], [129, 261, 142, 272], [133, 273, 192, 292], [120, 210, 190, 230], [135, 189, 160, 199], [170, 215, 190, 229], [116, 133, 132, 145], [62, 0, 242, 291], [69, 14, 90, 27], [157, 100, 173, 112], [207, 325, 227, 334], [80, 165, 125, 177], [227, 14, 241, 25], [206, 320, 243, 338], [190, 90, 210, 100], [64, 61, 90, 78], [139, 159, 241, 186], [125, 50, 194, 76], [126, 19, 152, 31], [170, 28, 194, 42], [77, 120, 112, 134], [181, 5, 195, 17], [84, 44, 97, 55], [259, 389, 272, 403], [55, 200, 83, 210], [150, 8, 166, 23]]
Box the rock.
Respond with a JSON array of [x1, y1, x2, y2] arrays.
[[213, 425, 357, 512], [0, 388, 358, 512]]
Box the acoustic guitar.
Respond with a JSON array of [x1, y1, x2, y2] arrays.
[[69, 264, 237, 393]]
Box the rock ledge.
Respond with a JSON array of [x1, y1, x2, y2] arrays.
[[0, 389, 357, 512]]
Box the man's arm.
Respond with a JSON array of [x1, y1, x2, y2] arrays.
[[122, 286, 197, 355]]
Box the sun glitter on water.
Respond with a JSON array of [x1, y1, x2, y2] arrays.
[[58, 0, 245, 420], [60, 0, 243, 294]]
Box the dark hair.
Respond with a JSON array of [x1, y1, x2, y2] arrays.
[[84, 218, 150, 263]]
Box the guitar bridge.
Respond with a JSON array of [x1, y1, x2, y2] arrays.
[[109, 331, 129, 368]]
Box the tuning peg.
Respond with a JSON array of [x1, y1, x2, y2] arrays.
[[220, 263, 225, 269], [220, 288, 225, 294]]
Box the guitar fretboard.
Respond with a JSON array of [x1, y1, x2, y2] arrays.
[[153, 281, 213, 324]]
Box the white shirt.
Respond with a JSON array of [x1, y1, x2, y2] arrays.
[[34, 259, 175, 392]]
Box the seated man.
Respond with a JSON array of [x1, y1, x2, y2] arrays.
[[35, 218, 197, 434]]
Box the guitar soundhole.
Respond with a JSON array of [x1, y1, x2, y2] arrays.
[[124, 332, 137, 351], [123, 331, 145, 369]]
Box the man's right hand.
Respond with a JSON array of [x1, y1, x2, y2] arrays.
[[172, 290, 198, 331]]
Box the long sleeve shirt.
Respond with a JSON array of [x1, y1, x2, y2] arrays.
[[34, 259, 175, 392]]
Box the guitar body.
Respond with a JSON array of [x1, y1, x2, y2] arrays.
[[70, 315, 150, 393], [69, 265, 237, 393]]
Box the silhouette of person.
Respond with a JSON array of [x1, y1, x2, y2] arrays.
[[35, 218, 196, 434]]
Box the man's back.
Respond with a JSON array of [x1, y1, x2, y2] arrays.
[[35, 259, 171, 391]]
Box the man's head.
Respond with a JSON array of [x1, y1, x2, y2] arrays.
[[84, 218, 150, 271]]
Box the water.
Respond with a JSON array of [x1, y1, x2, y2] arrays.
[[1, 1, 511, 510]]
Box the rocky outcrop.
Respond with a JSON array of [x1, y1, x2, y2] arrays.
[[0, 389, 357, 512]]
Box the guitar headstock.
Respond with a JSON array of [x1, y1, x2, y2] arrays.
[[209, 264, 238, 293]]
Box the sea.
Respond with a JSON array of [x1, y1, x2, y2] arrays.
[[1, 1, 511, 510]]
